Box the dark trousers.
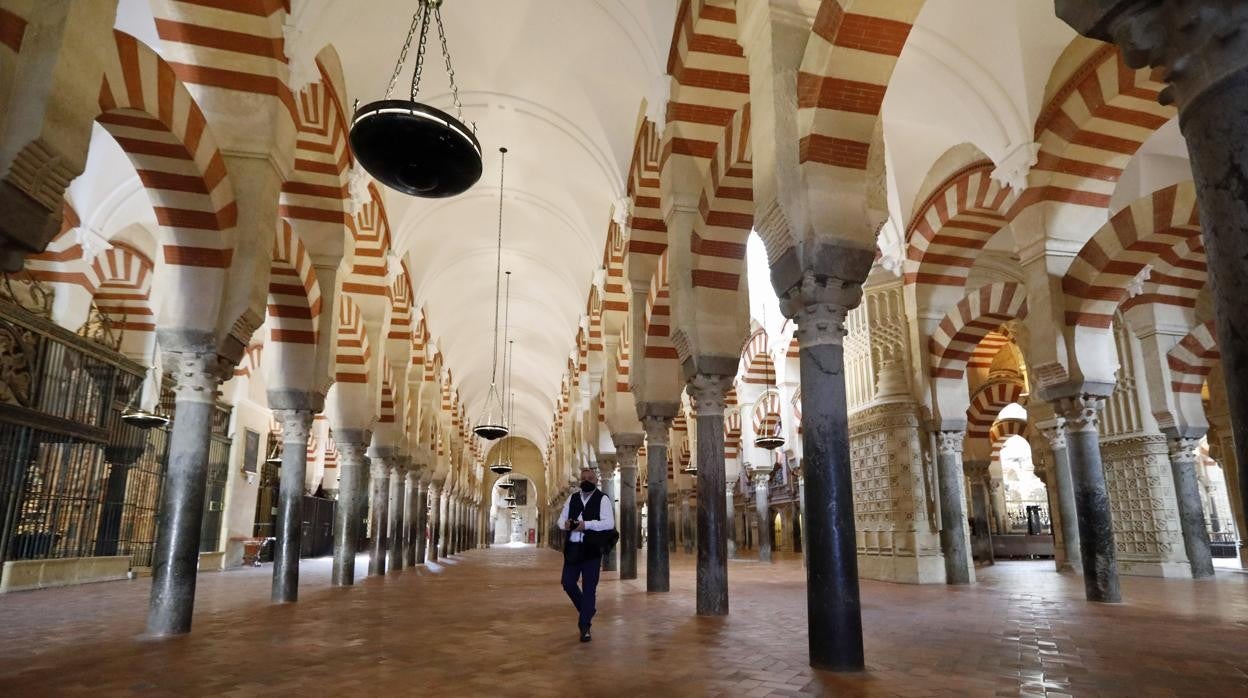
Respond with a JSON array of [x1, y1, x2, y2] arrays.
[[561, 543, 601, 628]]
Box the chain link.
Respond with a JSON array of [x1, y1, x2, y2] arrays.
[[434, 5, 467, 125], [384, 5, 424, 100], [409, 1, 433, 99]]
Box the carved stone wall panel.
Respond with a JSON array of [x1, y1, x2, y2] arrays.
[[1101, 433, 1189, 576]]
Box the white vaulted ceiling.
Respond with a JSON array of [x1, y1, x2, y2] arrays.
[[298, 1, 678, 447]]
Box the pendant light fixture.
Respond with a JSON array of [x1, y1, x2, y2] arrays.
[[122, 341, 170, 429], [754, 307, 786, 450], [349, 0, 482, 198], [475, 151, 510, 442]]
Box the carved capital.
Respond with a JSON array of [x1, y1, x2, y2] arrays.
[[1169, 436, 1201, 465], [164, 351, 232, 404], [273, 409, 314, 445], [641, 415, 673, 447], [1056, 395, 1105, 433], [687, 373, 732, 417], [598, 456, 618, 478], [935, 430, 965, 457], [1036, 417, 1068, 451], [750, 470, 772, 488]]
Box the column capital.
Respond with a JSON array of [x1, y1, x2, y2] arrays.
[[369, 457, 391, 479], [598, 455, 618, 477], [164, 351, 232, 404], [1057, 0, 1248, 113], [1035, 417, 1068, 451], [687, 373, 733, 417], [1055, 394, 1106, 434], [641, 415, 673, 447], [1170, 436, 1201, 464], [935, 430, 965, 456], [273, 408, 314, 444]]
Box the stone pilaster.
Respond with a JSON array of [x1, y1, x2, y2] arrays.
[[1056, 394, 1121, 602], [1169, 437, 1215, 578], [613, 433, 644, 580], [145, 350, 232, 637], [687, 373, 732, 616], [1056, 0, 1248, 574], [271, 408, 313, 603], [640, 409, 676, 592]]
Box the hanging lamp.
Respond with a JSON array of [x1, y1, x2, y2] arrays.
[[265, 441, 283, 466], [349, 0, 481, 197], [122, 343, 170, 429], [474, 153, 511, 441], [754, 307, 786, 450]]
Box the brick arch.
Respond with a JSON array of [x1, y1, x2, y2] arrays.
[[89, 242, 156, 335], [966, 378, 1025, 440], [1023, 43, 1173, 211], [739, 328, 776, 385], [97, 30, 236, 271], [690, 103, 752, 295], [280, 69, 354, 246], [904, 162, 1011, 288], [752, 390, 783, 440], [334, 294, 370, 384], [378, 361, 396, 425], [797, 1, 924, 172], [989, 416, 1028, 467], [1062, 182, 1202, 329], [644, 250, 676, 360], [929, 282, 1028, 379], [267, 221, 322, 346], [725, 410, 742, 461], [1167, 320, 1218, 395], [348, 183, 394, 296]]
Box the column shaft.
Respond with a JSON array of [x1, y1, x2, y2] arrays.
[[600, 461, 619, 572], [1060, 396, 1121, 603], [332, 439, 368, 586], [753, 474, 772, 562], [388, 465, 405, 571], [1170, 438, 1215, 578], [619, 462, 639, 579], [416, 483, 430, 563], [689, 375, 730, 617], [368, 461, 389, 577], [643, 416, 672, 592], [271, 409, 312, 603], [725, 483, 737, 559], [935, 432, 973, 585], [1040, 420, 1083, 575], [403, 473, 417, 567]]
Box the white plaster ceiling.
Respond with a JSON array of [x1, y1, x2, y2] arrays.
[[299, 1, 678, 447]]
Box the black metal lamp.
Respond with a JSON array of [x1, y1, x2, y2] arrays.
[[752, 308, 785, 450], [473, 156, 512, 441], [349, 0, 481, 198], [121, 364, 169, 429]]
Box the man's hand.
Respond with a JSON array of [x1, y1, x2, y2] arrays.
[[575, 520, 586, 532]]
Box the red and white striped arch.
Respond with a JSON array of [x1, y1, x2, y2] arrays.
[[968, 330, 1012, 372], [601, 221, 629, 317], [929, 282, 1028, 380], [725, 410, 741, 460], [267, 220, 321, 345], [904, 162, 1011, 288], [28, 234, 156, 336], [334, 294, 369, 384], [280, 73, 353, 243], [627, 119, 667, 262], [98, 30, 237, 272], [989, 417, 1028, 467], [644, 250, 677, 360], [690, 104, 752, 294], [1023, 45, 1172, 211], [233, 341, 264, 379], [378, 361, 396, 425], [797, 1, 923, 171], [346, 183, 393, 297], [1063, 182, 1201, 329], [615, 332, 632, 394], [967, 379, 1025, 440], [1167, 320, 1218, 395], [739, 328, 776, 386], [752, 390, 783, 441]]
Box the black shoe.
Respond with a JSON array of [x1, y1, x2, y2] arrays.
[[579, 625, 592, 643]]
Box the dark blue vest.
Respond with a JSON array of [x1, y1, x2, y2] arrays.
[[568, 489, 604, 523]]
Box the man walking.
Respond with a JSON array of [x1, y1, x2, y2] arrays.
[[559, 467, 615, 642]]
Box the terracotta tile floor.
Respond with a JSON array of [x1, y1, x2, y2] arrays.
[[0, 547, 1246, 696]]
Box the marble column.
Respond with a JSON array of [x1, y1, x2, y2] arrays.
[[725, 480, 737, 559], [935, 431, 973, 585], [403, 469, 418, 567], [388, 459, 405, 572], [331, 435, 369, 586], [416, 480, 431, 564], [367, 458, 390, 577], [797, 469, 807, 568], [641, 412, 674, 592], [271, 408, 313, 603], [1037, 418, 1083, 574], [439, 490, 451, 557], [614, 435, 643, 579], [145, 351, 230, 637], [688, 374, 732, 616], [964, 461, 995, 566], [785, 291, 864, 671], [1169, 437, 1215, 578], [1056, 395, 1121, 603], [750, 467, 774, 562], [1056, 0, 1248, 584], [598, 457, 619, 572]]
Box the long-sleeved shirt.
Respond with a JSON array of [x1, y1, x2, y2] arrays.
[[557, 488, 615, 543]]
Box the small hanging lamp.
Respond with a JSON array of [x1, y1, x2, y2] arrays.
[[474, 154, 511, 441], [349, 0, 481, 197], [265, 441, 283, 466], [754, 308, 786, 450], [122, 346, 170, 429]]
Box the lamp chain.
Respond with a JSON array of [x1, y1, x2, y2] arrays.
[[488, 148, 507, 385], [434, 5, 467, 123], [384, 3, 425, 100], [409, 0, 433, 99]]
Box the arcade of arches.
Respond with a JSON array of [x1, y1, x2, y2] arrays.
[[1, 0, 1247, 694]]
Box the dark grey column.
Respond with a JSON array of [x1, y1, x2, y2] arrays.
[[1057, 395, 1121, 603], [1169, 437, 1215, 578], [749, 466, 774, 562], [688, 374, 732, 616], [331, 434, 369, 586], [388, 460, 405, 571], [416, 479, 430, 563], [1056, 0, 1248, 585], [145, 351, 229, 637], [614, 434, 643, 580], [271, 408, 313, 603], [781, 288, 864, 672], [641, 412, 674, 592], [367, 457, 389, 577], [1037, 418, 1083, 574], [403, 468, 417, 567], [935, 431, 973, 585], [599, 456, 619, 572], [429, 485, 442, 561]]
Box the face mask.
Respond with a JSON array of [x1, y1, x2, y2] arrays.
[[580, 480, 595, 493]]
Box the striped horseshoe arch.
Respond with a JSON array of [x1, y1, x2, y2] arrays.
[[929, 282, 1028, 380], [904, 162, 1011, 288], [1167, 320, 1218, 395]]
